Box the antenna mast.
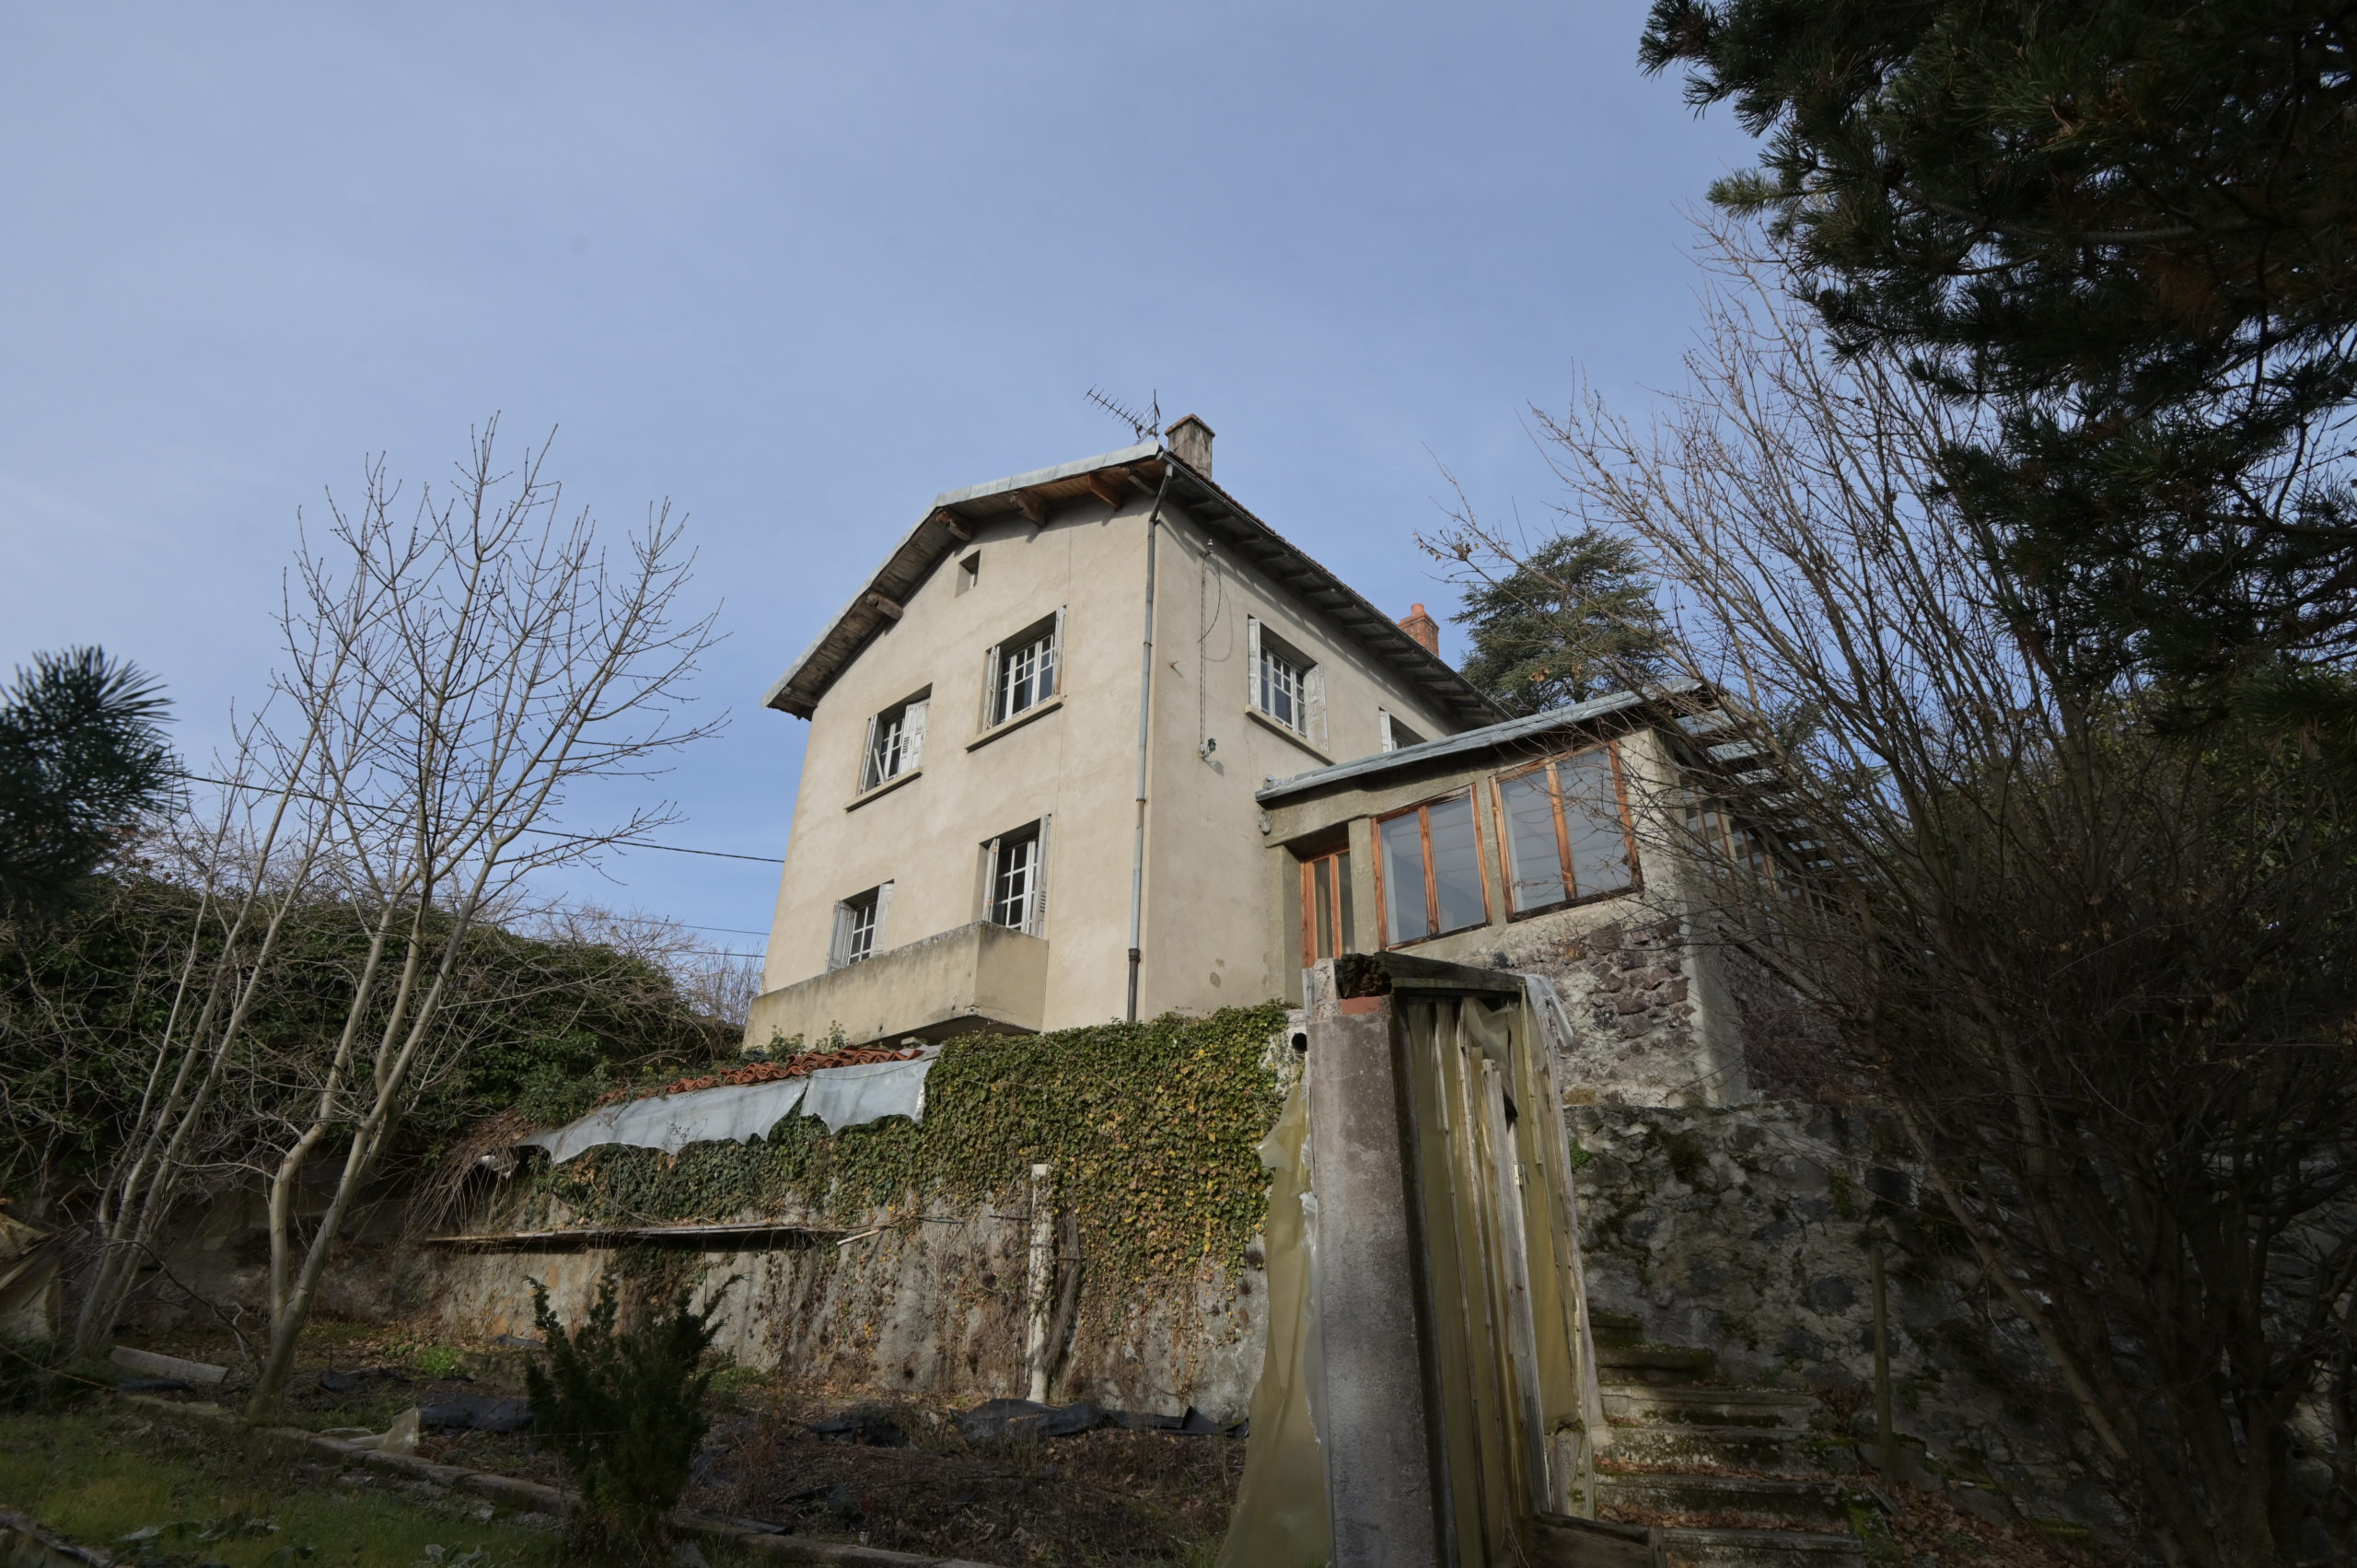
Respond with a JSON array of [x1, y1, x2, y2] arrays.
[[1085, 387, 1162, 445]]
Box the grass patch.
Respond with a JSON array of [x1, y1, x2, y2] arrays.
[[0, 1407, 562, 1567]]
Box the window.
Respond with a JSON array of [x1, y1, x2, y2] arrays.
[[1260, 642, 1303, 729], [1248, 619, 1325, 744], [983, 611, 1063, 728], [860, 691, 929, 792], [955, 552, 980, 596], [1494, 744, 1637, 916], [1375, 790, 1489, 947], [1685, 801, 1784, 891], [1298, 845, 1354, 967], [829, 882, 892, 970], [982, 818, 1051, 935], [1379, 710, 1425, 753]]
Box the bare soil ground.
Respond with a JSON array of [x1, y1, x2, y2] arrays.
[[120, 1318, 1242, 1567]]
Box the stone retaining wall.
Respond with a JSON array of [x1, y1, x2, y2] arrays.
[[1567, 1100, 2127, 1540]]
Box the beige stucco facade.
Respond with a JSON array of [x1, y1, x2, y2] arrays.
[[748, 433, 1489, 1049]]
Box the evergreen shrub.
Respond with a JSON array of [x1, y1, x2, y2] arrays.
[[524, 1268, 734, 1560]]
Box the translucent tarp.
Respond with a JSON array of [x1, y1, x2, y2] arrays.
[[800, 1052, 937, 1132], [521, 1051, 938, 1164], [1215, 1072, 1330, 1568]]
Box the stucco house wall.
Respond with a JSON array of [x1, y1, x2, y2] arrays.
[[761, 494, 1155, 1032], [1134, 501, 1460, 1019]]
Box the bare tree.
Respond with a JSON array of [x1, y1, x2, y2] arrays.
[[70, 707, 346, 1358], [1429, 247, 2357, 1566], [227, 422, 720, 1414], [525, 901, 761, 1027]]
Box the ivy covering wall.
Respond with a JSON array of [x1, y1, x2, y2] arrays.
[[533, 1003, 1290, 1285]]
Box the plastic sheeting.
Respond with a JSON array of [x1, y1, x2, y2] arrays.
[[1214, 1071, 1331, 1568], [520, 1050, 938, 1164], [799, 1051, 936, 1132]]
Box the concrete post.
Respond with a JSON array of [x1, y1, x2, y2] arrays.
[[1025, 1161, 1055, 1402], [1307, 994, 1449, 1568]]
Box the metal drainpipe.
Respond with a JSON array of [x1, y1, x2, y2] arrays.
[[1125, 457, 1177, 1022]]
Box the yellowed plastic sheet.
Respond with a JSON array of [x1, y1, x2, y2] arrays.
[[1215, 1073, 1330, 1568]]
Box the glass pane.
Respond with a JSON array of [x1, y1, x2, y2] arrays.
[[1379, 813, 1431, 945], [1312, 858, 1335, 960], [1428, 794, 1486, 933], [1498, 770, 1568, 912], [994, 837, 1036, 926], [1262, 649, 1297, 728], [1337, 851, 1354, 953], [1562, 749, 1634, 896]]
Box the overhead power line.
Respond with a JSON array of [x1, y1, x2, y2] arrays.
[[163, 770, 784, 865]]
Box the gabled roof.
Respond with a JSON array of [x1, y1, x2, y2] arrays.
[[761, 442, 1504, 727], [1253, 678, 1709, 805]]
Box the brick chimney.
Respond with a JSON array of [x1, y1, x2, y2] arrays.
[[1167, 413, 1214, 476], [1399, 602, 1439, 656]]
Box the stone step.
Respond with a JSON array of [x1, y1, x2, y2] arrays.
[[1595, 1472, 1853, 1529], [1604, 1423, 1827, 1474], [1660, 1527, 1867, 1568], [1588, 1309, 1644, 1346], [1605, 1385, 1819, 1430], [1596, 1343, 1719, 1385]]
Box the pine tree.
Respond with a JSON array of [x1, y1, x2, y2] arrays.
[[1450, 529, 1670, 715], [0, 648, 172, 919], [1640, 0, 2357, 694]]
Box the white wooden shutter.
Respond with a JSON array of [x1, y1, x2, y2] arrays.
[[859, 714, 880, 791], [1246, 618, 1263, 714], [1305, 664, 1327, 750], [1049, 607, 1066, 697], [873, 880, 894, 950], [1028, 816, 1052, 935], [1379, 710, 1396, 753], [981, 836, 1002, 923], [900, 700, 928, 771], [981, 644, 1003, 729], [828, 902, 853, 970]]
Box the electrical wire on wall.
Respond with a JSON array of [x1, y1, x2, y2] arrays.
[[1196, 533, 1229, 762]]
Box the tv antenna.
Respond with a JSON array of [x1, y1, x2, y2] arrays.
[[1086, 386, 1160, 445]]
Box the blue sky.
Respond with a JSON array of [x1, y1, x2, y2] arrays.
[[0, 3, 1754, 955]]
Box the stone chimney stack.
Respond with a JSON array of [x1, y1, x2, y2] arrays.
[[1167, 413, 1214, 476], [1399, 602, 1440, 656]]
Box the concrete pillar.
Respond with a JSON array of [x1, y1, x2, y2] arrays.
[[1307, 994, 1450, 1568], [1025, 1161, 1055, 1402]]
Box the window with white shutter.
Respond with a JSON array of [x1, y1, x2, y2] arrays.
[[984, 613, 1062, 728], [829, 881, 891, 970], [1247, 617, 1319, 741], [859, 690, 931, 793], [981, 819, 1051, 935]]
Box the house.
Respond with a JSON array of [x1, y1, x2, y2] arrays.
[[744, 419, 1498, 1050]]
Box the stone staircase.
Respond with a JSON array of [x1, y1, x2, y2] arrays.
[[1585, 1312, 1871, 1568]]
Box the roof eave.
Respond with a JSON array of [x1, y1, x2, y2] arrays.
[[1252, 678, 1711, 806], [763, 442, 1508, 729], [1152, 455, 1503, 729]]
